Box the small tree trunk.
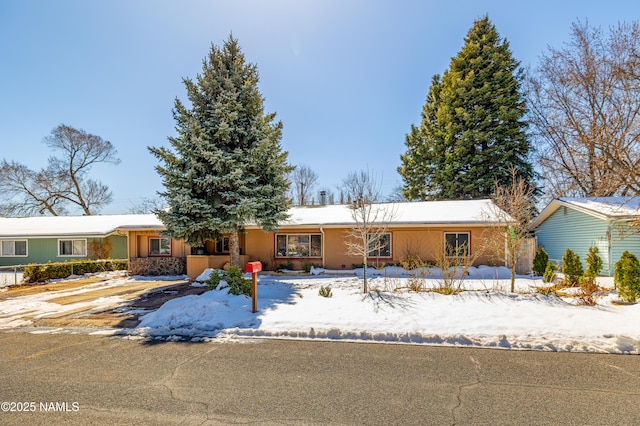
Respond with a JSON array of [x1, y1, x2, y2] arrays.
[[511, 258, 516, 293], [229, 230, 241, 267], [363, 254, 368, 293]]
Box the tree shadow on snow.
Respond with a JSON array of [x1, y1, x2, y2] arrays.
[[118, 280, 303, 345], [364, 291, 418, 313]]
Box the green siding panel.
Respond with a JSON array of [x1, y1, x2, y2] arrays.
[[0, 235, 129, 267], [535, 207, 611, 275], [108, 236, 128, 259]]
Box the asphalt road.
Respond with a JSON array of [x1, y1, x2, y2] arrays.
[[0, 332, 639, 425]]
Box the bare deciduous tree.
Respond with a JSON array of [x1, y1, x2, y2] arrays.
[[290, 164, 318, 206], [484, 168, 537, 292], [0, 124, 120, 216], [315, 187, 335, 205], [126, 197, 166, 214], [527, 20, 640, 199], [386, 185, 408, 203], [341, 169, 396, 293], [431, 238, 482, 295]]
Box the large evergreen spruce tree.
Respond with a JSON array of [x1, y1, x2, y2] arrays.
[[149, 35, 292, 266], [399, 16, 534, 200]]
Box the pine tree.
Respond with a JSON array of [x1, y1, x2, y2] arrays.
[[614, 251, 640, 303], [399, 75, 442, 200], [562, 249, 584, 286], [584, 246, 603, 277], [149, 35, 292, 266], [532, 246, 549, 276], [399, 16, 534, 200]]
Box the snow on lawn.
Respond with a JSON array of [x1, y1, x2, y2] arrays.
[[0, 273, 184, 329], [134, 267, 640, 354]]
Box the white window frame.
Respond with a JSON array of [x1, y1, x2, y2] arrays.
[[149, 237, 172, 257], [368, 233, 392, 258], [58, 239, 87, 257], [276, 234, 322, 258], [0, 240, 28, 257], [444, 232, 470, 257]]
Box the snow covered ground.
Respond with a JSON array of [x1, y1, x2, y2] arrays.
[[0, 272, 140, 329], [132, 266, 640, 354]]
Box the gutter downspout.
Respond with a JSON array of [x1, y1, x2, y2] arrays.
[[320, 226, 325, 268]]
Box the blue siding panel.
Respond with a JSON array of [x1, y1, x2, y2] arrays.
[[610, 226, 640, 275], [535, 207, 611, 274]]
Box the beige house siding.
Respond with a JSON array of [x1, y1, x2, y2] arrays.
[[128, 230, 189, 259], [241, 225, 502, 272], [125, 225, 504, 278]]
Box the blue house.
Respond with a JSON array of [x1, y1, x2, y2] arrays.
[[530, 197, 640, 276]]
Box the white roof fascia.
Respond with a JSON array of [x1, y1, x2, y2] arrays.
[[530, 198, 640, 231]]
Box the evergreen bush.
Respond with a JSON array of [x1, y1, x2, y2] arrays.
[[303, 262, 321, 273], [543, 262, 557, 284], [562, 249, 583, 286], [205, 266, 252, 296], [584, 246, 603, 277], [532, 246, 549, 276], [614, 251, 640, 303]]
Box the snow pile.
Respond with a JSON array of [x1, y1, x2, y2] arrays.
[[134, 272, 640, 354]]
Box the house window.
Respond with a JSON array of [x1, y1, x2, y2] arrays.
[[149, 237, 171, 256], [368, 233, 391, 257], [58, 239, 87, 257], [276, 234, 322, 258], [216, 237, 229, 253], [444, 232, 470, 257], [1, 240, 27, 257]]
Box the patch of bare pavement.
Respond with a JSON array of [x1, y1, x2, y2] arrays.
[[0, 275, 206, 330]]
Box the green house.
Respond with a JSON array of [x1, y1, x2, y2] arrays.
[[0, 214, 163, 268], [530, 197, 640, 276]]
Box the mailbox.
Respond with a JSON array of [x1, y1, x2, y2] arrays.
[[246, 261, 262, 273], [246, 261, 262, 313]]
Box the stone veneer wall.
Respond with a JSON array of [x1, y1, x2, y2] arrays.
[[129, 257, 186, 276]]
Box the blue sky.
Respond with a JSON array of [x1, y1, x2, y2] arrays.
[[1, 0, 638, 214]]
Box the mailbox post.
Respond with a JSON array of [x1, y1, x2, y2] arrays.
[[245, 261, 262, 313]]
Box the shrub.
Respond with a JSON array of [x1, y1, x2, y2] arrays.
[[543, 262, 557, 284], [352, 263, 376, 269], [562, 249, 583, 286], [399, 252, 426, 270], [577, 274, 599, 306], [23, 259, 128, 283], [318, 285, 332, 298], [88, 239, 113, 260], [584, 246, 603, 277], [534, 284, 558, 297], [206, 265, 252, 296], [532, 246, 549, 276], [303, 262, 321, 273], [276, 261, 294, 272], [614, 251, 640, 303]]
